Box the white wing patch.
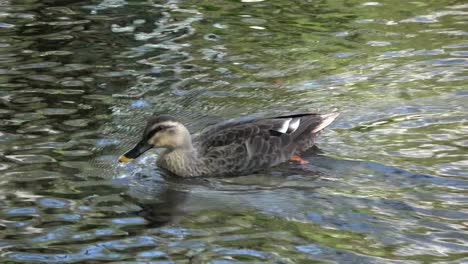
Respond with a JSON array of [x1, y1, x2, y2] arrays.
[[276, 118, 292, 133], [272, 118, 301, 134], [287, 118, 300, 133]]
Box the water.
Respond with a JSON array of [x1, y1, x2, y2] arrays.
[[0, 0, 467, 263]]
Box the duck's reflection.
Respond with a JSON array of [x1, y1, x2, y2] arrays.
[[136, 186, 189, 228], [121, 170, 212, 228]]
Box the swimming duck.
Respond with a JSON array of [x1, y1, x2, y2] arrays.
[[119, 112, 339, 177]]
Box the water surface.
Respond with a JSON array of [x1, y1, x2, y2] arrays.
[[0, 0, 467, 263]]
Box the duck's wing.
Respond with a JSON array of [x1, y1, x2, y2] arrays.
[[196, 113, 339, 170]]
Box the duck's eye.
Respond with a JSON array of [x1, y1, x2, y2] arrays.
[[167, 129, 176, 135]]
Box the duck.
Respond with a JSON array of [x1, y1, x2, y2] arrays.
[[119, 112, 339, 177]]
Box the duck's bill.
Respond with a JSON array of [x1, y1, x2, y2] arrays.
[[119, 141, 153, 162]]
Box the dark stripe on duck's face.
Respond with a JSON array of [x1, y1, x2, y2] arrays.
[[144, 125, 174, 140]]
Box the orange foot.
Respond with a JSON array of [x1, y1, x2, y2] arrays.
[[290, 154, 309, 165]]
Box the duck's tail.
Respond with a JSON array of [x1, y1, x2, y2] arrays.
[[292, 112, 339, 154], [312, 112, 340, 133]]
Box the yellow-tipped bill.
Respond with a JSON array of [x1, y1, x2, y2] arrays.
[[119, 155, 134, 163], [118, 141, 154, 163]]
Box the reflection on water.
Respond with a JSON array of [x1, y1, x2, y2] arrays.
[[1, 0, 467, 263]]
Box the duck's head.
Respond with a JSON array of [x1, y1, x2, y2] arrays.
[[118, 115, 191, 162]]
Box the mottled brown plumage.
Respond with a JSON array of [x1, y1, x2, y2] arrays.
[[119, 112, 339, 177]]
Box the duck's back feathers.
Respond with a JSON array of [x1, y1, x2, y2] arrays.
[[193, 113, 339, 176]]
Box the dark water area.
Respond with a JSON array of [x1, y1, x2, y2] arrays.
[[0, 0, 467, 263]]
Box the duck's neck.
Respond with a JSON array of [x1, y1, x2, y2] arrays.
[[157, 145, 204, 177]]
